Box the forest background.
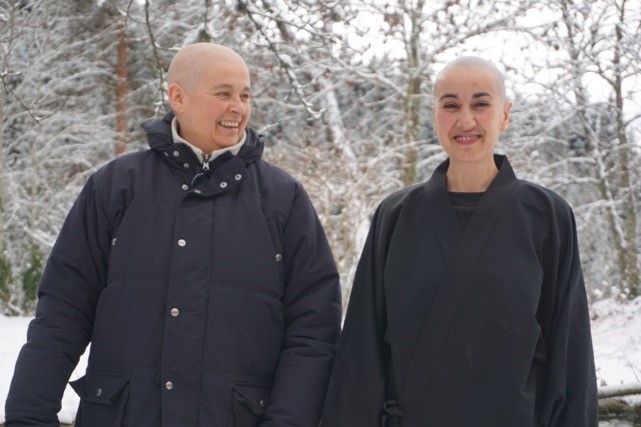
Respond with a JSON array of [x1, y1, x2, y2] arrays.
[[1, 0, 640, 316]]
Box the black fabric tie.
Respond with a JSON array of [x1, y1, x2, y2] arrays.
[[381, 400, 403, 426]]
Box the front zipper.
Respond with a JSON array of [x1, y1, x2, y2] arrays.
[[190, 153, 212, 188]]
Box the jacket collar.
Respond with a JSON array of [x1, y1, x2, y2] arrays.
[[141, 111, 264, 169]]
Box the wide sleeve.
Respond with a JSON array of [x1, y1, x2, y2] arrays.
[[4, 174, 113, 426], [321, 206, 390, 427], [260, 183, 342, 427], [537, 203, 598, 426]]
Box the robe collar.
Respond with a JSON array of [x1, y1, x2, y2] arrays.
[[424, 154, 517, 262], [398, 154, 518, 404]]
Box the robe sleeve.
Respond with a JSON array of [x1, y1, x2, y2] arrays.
[[321, 206, 391, 426], [537, 203, 598, 426], [260, 183, 342, 427]]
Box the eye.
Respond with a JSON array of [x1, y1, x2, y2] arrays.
[[215, 91, 230, 98], [240, 93, 251, 101], [474, 101, 490, 108], [442, 103, 459, 110]]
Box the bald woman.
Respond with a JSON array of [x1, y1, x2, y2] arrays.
[[5, 43, 341, 427], [321, 57, 598, 426]]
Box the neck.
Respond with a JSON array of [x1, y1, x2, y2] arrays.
[[446, 158, 498, 192]]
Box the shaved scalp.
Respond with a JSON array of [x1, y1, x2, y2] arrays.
[[167, 43, 249, 93], [433, 56, 507, 100]]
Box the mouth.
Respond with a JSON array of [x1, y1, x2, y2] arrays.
[[219, 120, 240, 130], [454, 134, 481, 145]]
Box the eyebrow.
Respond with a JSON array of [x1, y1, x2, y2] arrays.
[[438, 92, 494, 101], [210, 83, 251, 92]]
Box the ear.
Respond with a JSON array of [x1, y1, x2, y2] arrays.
[[168, 82, 185, 114], [500, 102, 512, 131]]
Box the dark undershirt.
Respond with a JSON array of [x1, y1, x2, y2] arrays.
[[448, 192, 484, 229]]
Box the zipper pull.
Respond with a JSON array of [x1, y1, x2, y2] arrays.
[[191, 153, 212, 188]]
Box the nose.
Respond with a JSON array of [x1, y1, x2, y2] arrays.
[[457, 107, 476, 129], [229, 96, 246, 115]]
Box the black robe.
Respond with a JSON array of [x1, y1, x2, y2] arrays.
[[321, 155, 598, 426]]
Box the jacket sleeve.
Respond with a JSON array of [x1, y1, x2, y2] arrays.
[[537, 204, 599, 426], [260, 183, 342, 427], [4, 175, 112, 426], [321, 206, 390, 427]]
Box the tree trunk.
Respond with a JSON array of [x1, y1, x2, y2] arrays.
[[401, 0, 425, 187], [115, 22, 128, 156], [612, 0, 639, 297], [599, 383, 641, 399]]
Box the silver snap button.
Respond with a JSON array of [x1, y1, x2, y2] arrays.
[[165, 381, 173, 390], [173, 150, 180, 157], [234, 174, 242, 181], [183, 163, 189, 168], [181, 184, 188, 190], [96, 388, 102, 396], [275, 253, 282, 262], [194, 189, 202, 194], [177, 239, 186, 247], [111, 238, 117, 246], [220, 182, 228, 188], [170, 308, 179, 317]]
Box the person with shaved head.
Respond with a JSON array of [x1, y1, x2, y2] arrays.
[[322, 56, 598, 426], [5, 43, 341, 427]]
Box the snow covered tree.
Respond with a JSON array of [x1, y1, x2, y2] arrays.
[[1, 0, 639, 313], [1, 0, 115, 312], [522, 0, 641, 299]]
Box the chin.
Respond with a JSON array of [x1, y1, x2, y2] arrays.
[[450, 153, 487, 164], [215, 140, 239, 149]]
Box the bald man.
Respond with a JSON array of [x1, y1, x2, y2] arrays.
[[321, 56, 598, 426], [5, 43, 341, 427]]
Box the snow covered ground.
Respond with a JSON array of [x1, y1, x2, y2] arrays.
[[0, 297, 639, 425], [591, 297, 641, 393]]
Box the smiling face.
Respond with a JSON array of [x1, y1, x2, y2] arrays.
[[168, 44, 251, 154], [432, 61, 511, 169]]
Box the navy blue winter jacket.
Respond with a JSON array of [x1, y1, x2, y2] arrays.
[[5, 112, 342, 426]]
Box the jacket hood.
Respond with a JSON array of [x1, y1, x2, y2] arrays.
[[141, 111, 265, 166]]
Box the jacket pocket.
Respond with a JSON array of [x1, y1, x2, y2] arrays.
[[70, 371, 131, 427], [230, 383, 271, 427]]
